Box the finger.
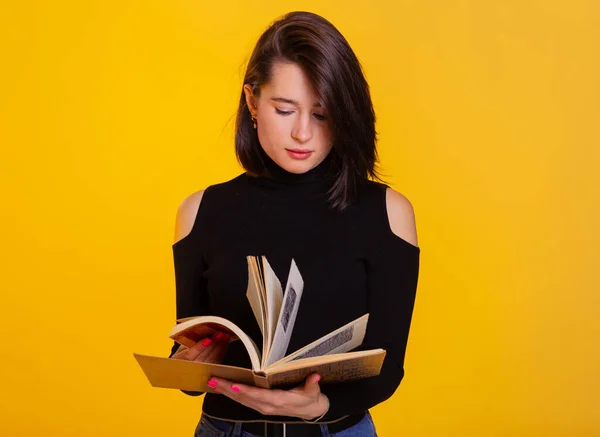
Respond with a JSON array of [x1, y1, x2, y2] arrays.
[[191, 332, 224, 362], [207, 376, 241, 397], [208, 377, 271, 404], [172, 344, 188, 355], [203, 333, 230, 363], [177, 337, 212, 361], [206, 376, 232, 395], [302, 373, 322, 396], [170, 344, 192, 359]]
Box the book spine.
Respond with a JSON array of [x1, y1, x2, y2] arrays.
[[252, 372, 270, 389]]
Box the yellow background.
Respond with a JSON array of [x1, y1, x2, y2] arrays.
[[1, 1, 598, 436]]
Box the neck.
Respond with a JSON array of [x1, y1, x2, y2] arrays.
[[247, 148, 336, 201], [263, 149, 334, 185]]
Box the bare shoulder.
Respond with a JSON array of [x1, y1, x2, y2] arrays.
[[174, 189, 205, 244], [385, 187, 419, 248]]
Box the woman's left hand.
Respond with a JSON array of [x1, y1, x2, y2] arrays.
[[207, 373, 330, 420]]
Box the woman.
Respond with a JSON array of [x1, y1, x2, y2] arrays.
[[169, 11, 420, 437]]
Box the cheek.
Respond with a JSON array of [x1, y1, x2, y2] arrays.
[[258, 114, 288, 142], [317, 126, 333, 146]]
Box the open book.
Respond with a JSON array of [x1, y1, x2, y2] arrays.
[[134, 256, 386, 392]]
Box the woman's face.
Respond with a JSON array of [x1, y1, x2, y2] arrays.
[[244, 62, 333, 174]]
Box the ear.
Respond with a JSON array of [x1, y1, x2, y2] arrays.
[[243, 84, 258, 116]]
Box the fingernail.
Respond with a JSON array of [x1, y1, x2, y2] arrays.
[[207, 379, 218, 389], [202, 338, 212, 347], [231, 385, 240, 392], [215, 332, 224, 340], [315, 375, 321, 383]]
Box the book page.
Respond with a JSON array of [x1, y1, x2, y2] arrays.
[[168, 315, 262, 372], [265, 258, 304, 367], [246, 256, 266, 339], [267, 314, 369, 369], [261, 256, 283, 367], [264, 349, 386, 388], [253, 256, 271, 363]]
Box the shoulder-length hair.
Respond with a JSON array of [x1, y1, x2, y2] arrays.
[[235, 11, 381, 212]]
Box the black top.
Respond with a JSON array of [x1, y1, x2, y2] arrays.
[[169, 151, 420, 422]]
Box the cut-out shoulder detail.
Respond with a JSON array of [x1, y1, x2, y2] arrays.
[[385, 187, 419, 248], [173, 189, 205, 245]]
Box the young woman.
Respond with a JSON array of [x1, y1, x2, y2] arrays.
[[169, 11, 420, 437]]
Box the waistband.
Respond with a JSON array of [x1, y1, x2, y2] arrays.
[[202, 411, 366, 437]]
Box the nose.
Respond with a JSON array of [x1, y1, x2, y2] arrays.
[[291, 114, 313, 143]]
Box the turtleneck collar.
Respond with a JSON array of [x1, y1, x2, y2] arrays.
[[246, 148, 336, 201], [264, 148, 334, 184]]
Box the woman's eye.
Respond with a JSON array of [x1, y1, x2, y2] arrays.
[[275, 108, 327, 121]]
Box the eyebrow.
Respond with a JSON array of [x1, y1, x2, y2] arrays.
[[270, 97, 323, 108]]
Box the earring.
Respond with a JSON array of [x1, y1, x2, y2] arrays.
[[251, 114, 257, 129]]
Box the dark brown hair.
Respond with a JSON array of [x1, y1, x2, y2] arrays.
[[235, 11, 381, 212]]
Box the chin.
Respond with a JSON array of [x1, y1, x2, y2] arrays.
[[280, 157, 319, 174]]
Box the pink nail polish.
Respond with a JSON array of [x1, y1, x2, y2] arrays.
[[215, 332, 224, 340], [231, 385, 240, 392], [207, 379, 217, 389], [202, 338, 212, 347], [315, 375, 321, 383]]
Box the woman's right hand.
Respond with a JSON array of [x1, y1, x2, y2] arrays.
[[170, 331, 230, 363]]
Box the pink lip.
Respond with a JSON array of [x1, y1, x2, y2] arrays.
[[285, 149, 313, 160]]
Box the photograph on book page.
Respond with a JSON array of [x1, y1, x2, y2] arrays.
[[261, 256, 283, 364], [271, 314, 369, 366], [265, 258, 304, 367]]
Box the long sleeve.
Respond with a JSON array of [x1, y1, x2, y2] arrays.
[[318, 235, 420, 420], [168, 223, 212, 396]]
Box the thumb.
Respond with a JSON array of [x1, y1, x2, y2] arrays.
[[303, 373, 322, 393]]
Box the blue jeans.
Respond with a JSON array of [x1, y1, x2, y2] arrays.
[[194, 412, 378, 437]]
